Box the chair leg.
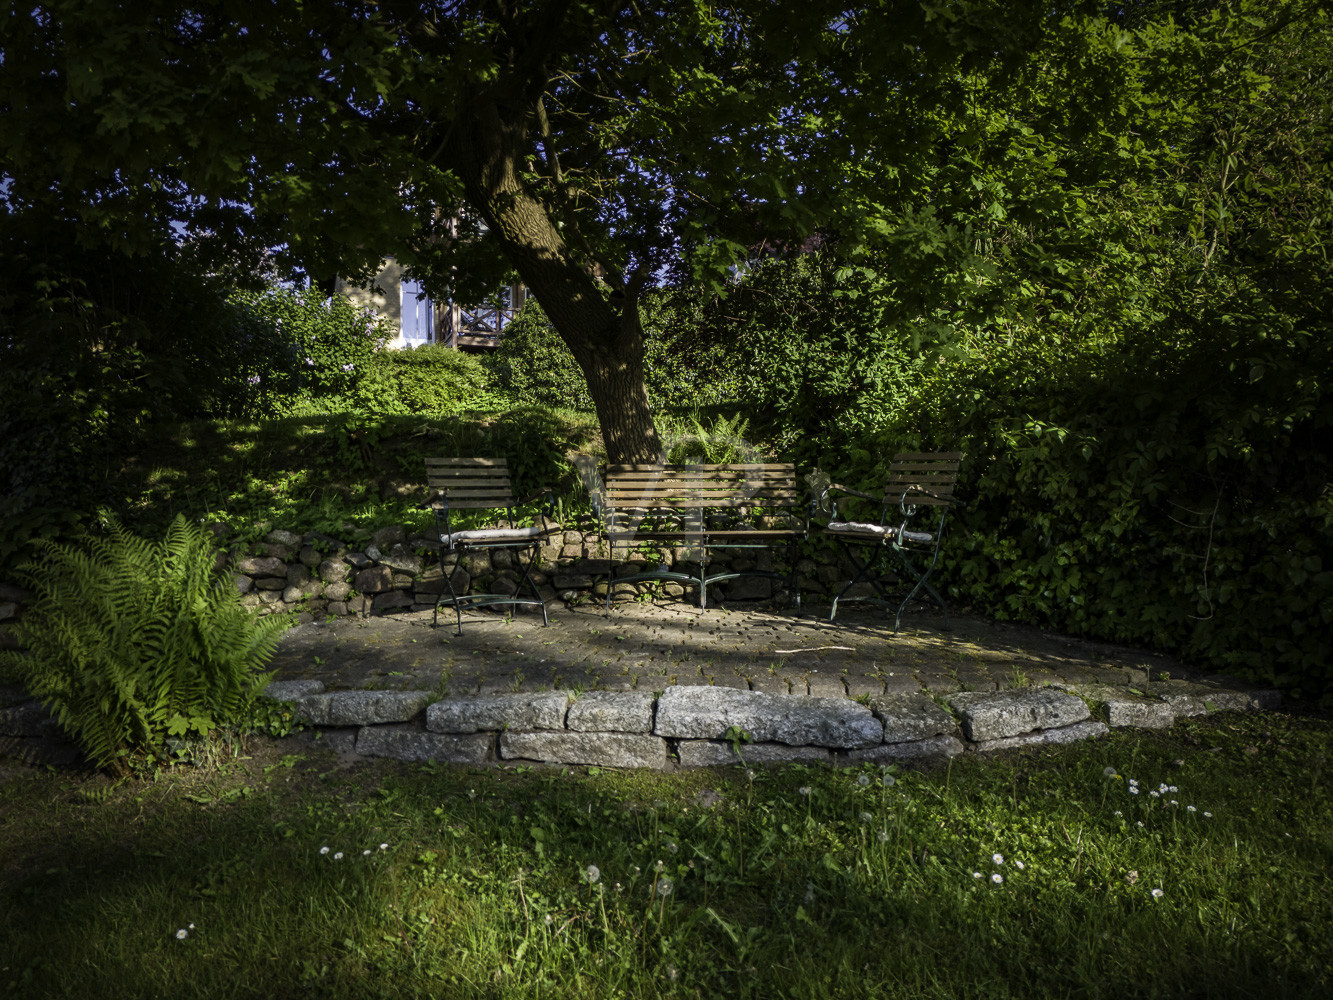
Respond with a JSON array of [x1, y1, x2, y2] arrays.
[[891, 546, 949, 633], [829, 541, 891, 621], [517, 543, 550, 628], [434, 547, 464, 636]]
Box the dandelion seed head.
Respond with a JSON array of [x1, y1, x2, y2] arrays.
[[667, 842, 678, 854], [798, 786, 812, 797], [859, 811, 873, 823], [877, 831, 889, 843], [882, 774, 897, 788], [657, 877, 673, 897], [1103, 766, 1118, 777], [857, 774, 870, 786], [585, 864, 601, 884]]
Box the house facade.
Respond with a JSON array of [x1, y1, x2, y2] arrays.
[[337, 260, 524, 350]]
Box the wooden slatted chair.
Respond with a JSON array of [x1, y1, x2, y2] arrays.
[[423, 457, 555, 635], [597, 463, 811, 609], [821, 451, 964, 631]]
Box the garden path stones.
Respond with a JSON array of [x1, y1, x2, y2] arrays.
[[566, 691, 655, 734], [848, 736, 965, 765], [229, 603, 1286, 771], [970, 721, 1109, 753], [946, 689, 1090, 742], [677, 741, 833, 767], [654, 686, 882, 748], [500, 731, 668, 768], [426, 692, 569, 734], [293, 690, 432, 726], [264, 679, 326, 701], [355, 726, 492, 764], [870, 693, 960, 744]]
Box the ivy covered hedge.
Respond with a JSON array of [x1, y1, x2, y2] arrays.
[[823, 317, 1332, 702]]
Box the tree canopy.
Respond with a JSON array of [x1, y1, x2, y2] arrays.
[[2, 0, 1326, 461]]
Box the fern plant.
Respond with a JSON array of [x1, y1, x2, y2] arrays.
[[0, 516, 292, 774]]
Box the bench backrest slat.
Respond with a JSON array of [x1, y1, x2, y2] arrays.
[[881, 452, 963, 506], [604, 463, 803, 506], [427, 457, 516, 509]]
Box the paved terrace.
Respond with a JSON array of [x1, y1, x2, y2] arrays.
[[255, 601, 1280, 770]]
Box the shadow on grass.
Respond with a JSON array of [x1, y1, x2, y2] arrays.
[[2, 714, 1329, 999]]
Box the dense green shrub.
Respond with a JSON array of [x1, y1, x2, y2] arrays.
[[486, 301, 594, 411], [823, 311, 1331, 702], [0, 517, 291, 774], [487, 296, 743, 413], [384, 343, 499, 412], [645, 253, 933, 461], [0, 218, 267, 566], [227, 285, 399, 414]]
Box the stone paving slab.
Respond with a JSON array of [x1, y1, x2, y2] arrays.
[[0, 601, 1247, 772], [566, 691, 655, 734]]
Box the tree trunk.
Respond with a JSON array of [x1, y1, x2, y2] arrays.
[[444, 98, 663, 466]]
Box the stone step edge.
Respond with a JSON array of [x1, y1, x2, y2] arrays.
[[256, 680, 1282, 770]]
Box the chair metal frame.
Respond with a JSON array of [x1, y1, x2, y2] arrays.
[[821, 452, 964, 632], [422, 457, 555, 635]]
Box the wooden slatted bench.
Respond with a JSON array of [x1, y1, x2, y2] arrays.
[[423, 457, 556, 635], [595, 463, 812, 610], [821, 451, 964, 631]]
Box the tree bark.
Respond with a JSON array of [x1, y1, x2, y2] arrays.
[[444, 96, 663, 466]]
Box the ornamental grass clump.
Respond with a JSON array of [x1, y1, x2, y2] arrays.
[[0, 516, 291, 774]]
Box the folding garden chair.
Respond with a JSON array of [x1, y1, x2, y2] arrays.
[[821, 452, 964, 632], [423, 457, 556, 635]]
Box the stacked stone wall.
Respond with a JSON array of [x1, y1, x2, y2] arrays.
[[220, 518, 859, 623]]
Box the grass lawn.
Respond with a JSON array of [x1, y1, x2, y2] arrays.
[[2, 709, 1329, 999]]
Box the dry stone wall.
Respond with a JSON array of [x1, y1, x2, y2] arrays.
[[252, 680, 1280, 771], [220, 519, 858, 622]]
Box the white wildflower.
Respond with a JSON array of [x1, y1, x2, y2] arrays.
[[991, 873, 1003, 884]]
